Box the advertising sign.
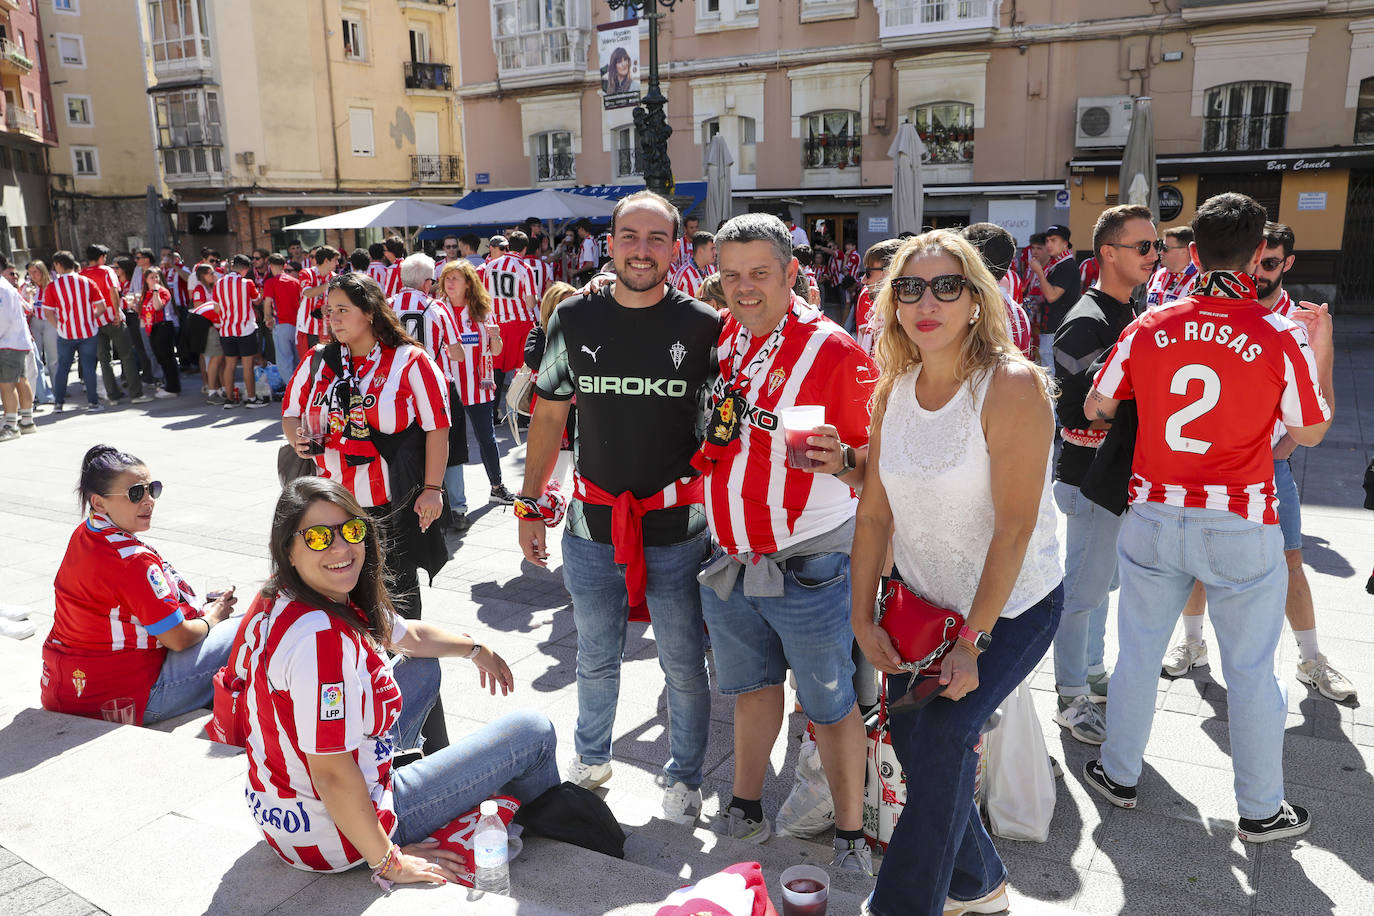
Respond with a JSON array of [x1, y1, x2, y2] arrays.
[[598, 20, 640, 111]]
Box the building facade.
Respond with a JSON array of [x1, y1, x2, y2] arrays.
[[457, 0, 1374, 308], [1, 0, 57, 266]]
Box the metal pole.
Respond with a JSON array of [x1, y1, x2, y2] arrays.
[[611, 0, 676, 198]]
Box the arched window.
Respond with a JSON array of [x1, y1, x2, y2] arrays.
[[802, 110, 860, 170], [1356, 77, 1374, 145], [911, 101, 974, 164], [1202, 81, 1288, 152]]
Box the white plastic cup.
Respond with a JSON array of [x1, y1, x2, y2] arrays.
[[779, 864, 829, 916], [780, 405, 826, 470], [99, 697, 135, 725]]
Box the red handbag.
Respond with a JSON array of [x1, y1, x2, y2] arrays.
[[875, 578, 965, 673]]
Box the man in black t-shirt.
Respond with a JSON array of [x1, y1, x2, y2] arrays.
[[1050, 205, 1157, 745], [518, 190, 722, 826], [1029, 224, 1081, 369]]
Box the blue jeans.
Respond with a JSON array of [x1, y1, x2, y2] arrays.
[[29, 337, 53, 403], [272, 322, 298, 382], [143, 613, 242, 723], [390, 656, 560, 845], [870, 586, 1062, 916], [444, 401, 504, 513], [1273, 459, 1302, 551], [1052, 481, 1122, 696], [54, 335, 99, 407], [1102, 502, 1288, 819], [561, 529, 712, 787]]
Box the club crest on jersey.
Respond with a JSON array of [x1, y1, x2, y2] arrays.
[[146, 565, 172, 600], [72, 668, 87, 698], [369, 372, 388, 393], [766, 367, 787, 396], [669, 340, 686, 370], [320, 682, 345, 721]]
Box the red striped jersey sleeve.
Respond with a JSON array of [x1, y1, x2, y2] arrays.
[[1272, 318, 1331, 429], [1091, 319, 1141, 401], [401, 348, 451, 431], [274, 619, 359, 755]]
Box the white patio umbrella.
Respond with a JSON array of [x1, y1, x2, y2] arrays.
[[1119, 97, 1158, 223], [283, 198, 463, 234], [433, 188, 619, 226], [888, 122, 925, 236], [703, 134, 734, 232]]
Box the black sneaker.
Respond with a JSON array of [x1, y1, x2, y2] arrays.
[[1084, 759, 1137, 809], [490, 484, 516, 505], [450, 512, 472, 535], [1238, 801, 1311, 843]]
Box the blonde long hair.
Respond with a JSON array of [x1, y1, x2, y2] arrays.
[[539, 281, 576, 329], [437, 258, 493, 322], [871, 230, 1053, 425]]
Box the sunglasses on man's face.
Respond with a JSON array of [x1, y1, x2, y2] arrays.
[[1109, 239, 1167, 256], [890, 274, 970, 304], [1259, 257, 1287, 272], [109, 481, 163, 503], [295, 517, 369, 551]]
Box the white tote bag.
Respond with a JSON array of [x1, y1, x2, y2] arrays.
[[983, 680, 1057, 842]]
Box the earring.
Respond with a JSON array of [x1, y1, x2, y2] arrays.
[[969, 306, 980, 325]]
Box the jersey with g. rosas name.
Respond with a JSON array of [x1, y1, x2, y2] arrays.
[[1092, 271, 1330, 524], [241, 595, 406, 872], [535, 285, 722, 545]]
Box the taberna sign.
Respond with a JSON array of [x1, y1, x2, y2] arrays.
[[1266, 158, 1333, 172]]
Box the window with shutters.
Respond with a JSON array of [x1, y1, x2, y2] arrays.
[[350, 108, 375, 157], [55, 33, 84, 67]]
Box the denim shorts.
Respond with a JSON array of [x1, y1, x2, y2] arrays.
[[699, 548, 857, 725], [1273, 458, 1302, 552]]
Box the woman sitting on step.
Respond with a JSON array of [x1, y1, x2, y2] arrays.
[[239, 476, 560, 885], [40, 444, 242, 725]]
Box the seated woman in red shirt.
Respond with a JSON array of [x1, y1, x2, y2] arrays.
[[240, 476, 558, 884], [40, 445, 240, 724]]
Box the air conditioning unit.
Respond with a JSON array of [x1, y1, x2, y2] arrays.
[[1075, 96, 1133, 148]]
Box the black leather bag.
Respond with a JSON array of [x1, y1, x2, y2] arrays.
[[511, 781, 626, 859]]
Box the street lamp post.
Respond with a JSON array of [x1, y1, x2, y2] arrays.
[[606, 0, 679, 198]]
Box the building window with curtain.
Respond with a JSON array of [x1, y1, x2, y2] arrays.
[[146, 0, 212, 70], [153, 88, 224, 179], [802, 110, 860, 170], [1356, 77, 1374, 145], [614, 126, 640, 177], [912, 101, 973, 164], [533, 130, 575, 181], [1202, 81, 1288, 152]]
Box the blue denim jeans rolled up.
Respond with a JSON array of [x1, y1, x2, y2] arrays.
[[1102, 502, 1288, 819], [560, 528, 711, 788], [1052, 480, 1122, 696], [869, 585, 1061, 916]]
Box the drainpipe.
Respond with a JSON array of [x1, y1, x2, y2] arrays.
[[320, 0, 342, 191]]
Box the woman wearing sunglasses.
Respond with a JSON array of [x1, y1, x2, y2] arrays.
[[240, 477, 558, 884], [849, 231, 1063, 916], [40, 445, 241, 725]]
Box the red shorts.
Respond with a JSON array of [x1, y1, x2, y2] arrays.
[[496, 320, 534, 373]]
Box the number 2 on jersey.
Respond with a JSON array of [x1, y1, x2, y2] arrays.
[[1164, 364, 1221, 454]]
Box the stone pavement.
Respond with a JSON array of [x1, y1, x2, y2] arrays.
[[0, 317, 1371, 915]]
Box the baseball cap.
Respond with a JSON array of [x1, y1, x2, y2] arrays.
[[1044, 224, 1071, 243], [489, 235, 508, 249]]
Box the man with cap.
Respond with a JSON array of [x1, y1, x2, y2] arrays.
[[1027, 225, 1081, 370]]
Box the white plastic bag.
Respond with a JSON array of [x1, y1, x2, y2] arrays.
[[983, 680, 1056, 842], [777, 736, 834, 837]]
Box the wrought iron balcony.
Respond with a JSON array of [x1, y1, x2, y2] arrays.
[[0, 38, 34, 74], [412, 154, 462, 184], [802, 134, 861, 170], [536, 153, 576, 182], [616, 147, 641, 177], [1202, 113, 1287, 152], [404, 61, 453, 92], [4, 106, 39, 137]]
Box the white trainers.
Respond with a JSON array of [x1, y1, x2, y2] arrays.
[[661, 781, 702, 825], [1054, 694, 1107, 745], [565, 756, 612, 790], [1161, 637, 1208, 677], [0, 604, 31, 621], [1297, 654, 1358, 702], [718, 806, 771, 844], [831, 837, 875, 876], [0, 618, 36, 640], [777, 739, 835, 838], [153, 389, 177, 399], [944, 879, 1010, 914]]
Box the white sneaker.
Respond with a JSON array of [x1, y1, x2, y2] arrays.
[[944, 879, 1009, 914], [0, 618, 36, 640], [1297, 654, 1358, 702], [565, 757, 612, 790], [661, 781, 702, 825], [0, 604, 31, 621], [1054, 694, 1107, 745], [153, 389, 177, 399], [1161, 637, 1208, 677]]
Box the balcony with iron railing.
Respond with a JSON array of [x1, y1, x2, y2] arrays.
[[0, 38, 34, 75], [616, 147, 641, 177], [4, 106, 39, 138], [536, 153, 576, 182], [802, 134, 862, 171], [1202, 113, 1287, 152], [875, 0, 1000, 48], [404, 60, 453, 93], [412, 154, 462, 184]]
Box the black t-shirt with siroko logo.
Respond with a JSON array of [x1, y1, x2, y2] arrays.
[[535, 285, 723, 546]]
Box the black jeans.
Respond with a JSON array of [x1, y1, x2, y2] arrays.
[[149, 322, 182, 393]]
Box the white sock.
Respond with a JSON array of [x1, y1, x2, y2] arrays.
[[1183, 615, 1205, 643], [3, 412, 16, 429], [1294, 628, 1320, 662]]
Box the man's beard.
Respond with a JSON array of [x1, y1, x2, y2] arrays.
[[615, 261, 668, 292], [1255, 275, 1281, 300]]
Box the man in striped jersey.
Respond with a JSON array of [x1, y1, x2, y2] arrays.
[[697, 214, 876, 874], [213, 255, 267, 408], [382, 236, 406, 298], [83, 245, 150, 406], [1083, 193, 1333, 842], [671, 232, 716, 299], [366, 243, 390, 288], [45, 251, 108, 411], [297, 247, 338, 359], [482, 230, 539, 420]]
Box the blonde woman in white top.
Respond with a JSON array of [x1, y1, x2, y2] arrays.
[[851, 230, 1062, 916]]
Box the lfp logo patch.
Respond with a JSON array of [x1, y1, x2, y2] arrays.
[[319, 682, 345, 721], [146, 565, 172, 599]]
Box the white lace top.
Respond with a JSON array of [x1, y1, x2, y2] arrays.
[[879, 364, 1062, 619]]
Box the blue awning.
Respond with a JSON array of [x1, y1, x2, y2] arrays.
[[417, 181, 706, 239]]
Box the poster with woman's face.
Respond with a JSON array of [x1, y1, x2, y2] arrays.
[[597, 22, 640, 110]]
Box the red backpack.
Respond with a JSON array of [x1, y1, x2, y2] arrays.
[[203, 593, 274, 746]]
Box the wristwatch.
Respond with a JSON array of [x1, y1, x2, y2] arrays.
[[957, 625, 992, 653], [834, 443, 857, 476]]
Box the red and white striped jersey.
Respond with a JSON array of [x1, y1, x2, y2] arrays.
[[802, 266, 819, 296], [672, 237, 693, 271], [43, 272, 108, 339], [450, 302, 498, 406], [1092, 271, 1331, 524], [241, 594, 406, 872], [296, 267, 328, 337], [841, 250, 862, 282], [522, 255, 547, 302], [213, 274, 261, 338], [1079, 257, 1100, 289], [384, 264, 402, 298], [704, 301, 878, 554], [189, 282, 219, 324], [282, 342, 451, 507], [482, 253, 538, 324], [672, 261, 708, 299], [50, 513, 202, 656], [365, 261, 389, 289], [1269, 289, 1300, 320], [389, 288, 460, 384], [1145, 264, 1199, 310], [999, 270, 1024, 305], [1002, 288, 1034, 358], [78, 264, 120, 313], [386, 288, 431, 318]]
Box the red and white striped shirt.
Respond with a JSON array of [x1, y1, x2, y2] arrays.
[[388, 288, 460, 384], [282, 342, 450, 507], [189, 282, 219, 324], [386, 288, 431, 319], [242, 594, 406, 872], [841, 250, 862, 282], [1002, 288, 1035, 358], [1145, 264, 1199, 310], [213, 273, 261, 338], [384, 264, 402, 298], [43, 272, 108, 339], [1269, 289, 1299, 320], [450, 302, 499, 406], [296, 267, 328, 338], [672, 237, 693, 271], [365, 261, 389, 289], [704, 301, 878, 554], [672, 261, 708, 299], [78, 264, 121, 313], [522, 255, 548, 303], [1092, 272, 1331, 524], [482, 253, 538, 324], [999, 270, 1024, 305]]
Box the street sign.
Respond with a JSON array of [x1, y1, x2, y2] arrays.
[[1054, 190, 1070, 210]]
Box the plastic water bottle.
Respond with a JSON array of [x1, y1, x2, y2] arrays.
[[473, 800, 510, 895]]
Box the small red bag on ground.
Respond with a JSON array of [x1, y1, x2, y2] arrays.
[[424, 795, 521, 888], [204, 593, 273, 746]]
